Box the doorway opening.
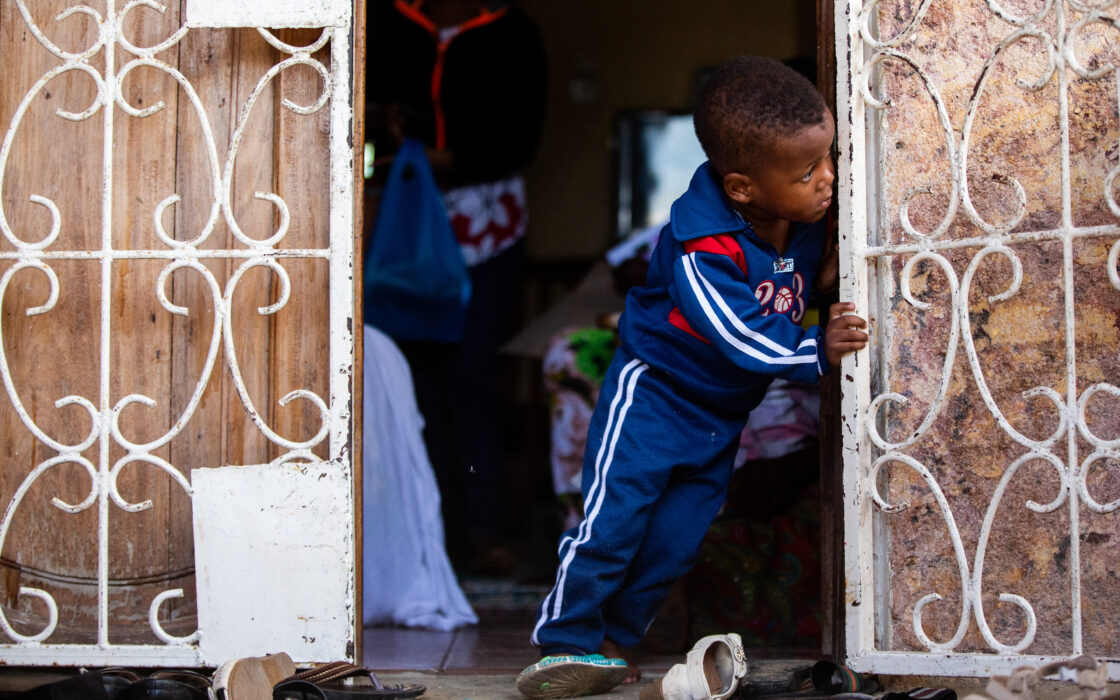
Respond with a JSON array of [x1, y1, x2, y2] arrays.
[[359, 0, 840, 673]]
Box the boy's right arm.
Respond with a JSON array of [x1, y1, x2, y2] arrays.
[[823, 302, 870, 367]]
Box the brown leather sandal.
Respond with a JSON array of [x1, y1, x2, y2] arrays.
[[275, 662, 424, 700]]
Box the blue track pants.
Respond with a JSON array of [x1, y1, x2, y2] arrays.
[[530, 347, 746, 655]]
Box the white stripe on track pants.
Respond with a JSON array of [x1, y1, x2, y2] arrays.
[[530, 346, 747, 655]]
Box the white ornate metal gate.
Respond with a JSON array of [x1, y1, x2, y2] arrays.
[[0, 0, 357, 666], [837, 0, 1120, 677]]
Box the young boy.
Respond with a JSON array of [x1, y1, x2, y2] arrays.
[[518, 56, 869, 699]]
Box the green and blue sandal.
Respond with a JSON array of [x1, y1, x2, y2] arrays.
[[517, 654, 630, 699]]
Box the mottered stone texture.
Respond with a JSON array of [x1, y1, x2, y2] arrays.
[[870, 1, 1120, 655]]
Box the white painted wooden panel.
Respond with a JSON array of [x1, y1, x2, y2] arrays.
[[192, 464, 353, 665]]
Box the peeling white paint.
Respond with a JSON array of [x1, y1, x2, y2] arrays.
[[186, 0, 350, 28]]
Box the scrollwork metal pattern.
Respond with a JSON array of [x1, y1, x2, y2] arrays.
[[0, 0, 354, 665], [843, 0, 1120, 674]]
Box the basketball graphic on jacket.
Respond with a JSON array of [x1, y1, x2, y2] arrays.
[[773, 286, 795, 314]]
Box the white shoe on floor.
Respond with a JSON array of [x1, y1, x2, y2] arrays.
[[640, 633, 748, 700]]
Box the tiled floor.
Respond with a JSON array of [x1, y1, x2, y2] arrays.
[[359, 576, 819, 682], [365, 618, 1120, 700], [361, 575, 686, 676], [362, 608, 705, 700], [363, 614, 535, 674], [362, 611, 679, 675], [363, 614, 861, 700]]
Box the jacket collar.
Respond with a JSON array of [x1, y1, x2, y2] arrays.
[[669, 162, 750, 242]]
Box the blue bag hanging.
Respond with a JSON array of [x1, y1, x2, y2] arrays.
[[364, 138, 471, 342]]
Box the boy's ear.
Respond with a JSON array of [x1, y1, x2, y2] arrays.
[[723, 172, 752, 205]]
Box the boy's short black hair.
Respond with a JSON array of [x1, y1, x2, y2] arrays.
[[694, 55, 828, 177]]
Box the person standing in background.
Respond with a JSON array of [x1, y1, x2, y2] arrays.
[[366, 0, 548, 573]]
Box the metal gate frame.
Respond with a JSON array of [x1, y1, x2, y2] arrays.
[[836, 0, 1120, 678], [0, 0, 359, 666]]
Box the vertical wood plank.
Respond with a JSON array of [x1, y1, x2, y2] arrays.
[[816, 0, 845, 661], [221, 28, 278, 468], [351, 0, 366, 659], [167, 5, 238, 633], [106, 2, 183, 642], [272, 28, 330, 461], [1, 0, 104, 642]]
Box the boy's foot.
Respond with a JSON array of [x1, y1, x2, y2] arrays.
[[600, 639, 642, 684], [516, 654, 629, 699]]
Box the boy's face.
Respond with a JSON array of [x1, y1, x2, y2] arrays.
[[731, 110, 836, 227]]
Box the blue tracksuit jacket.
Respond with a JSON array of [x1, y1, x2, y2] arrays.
[[622, 162, 829, 411], [531, 162, 830, 656]]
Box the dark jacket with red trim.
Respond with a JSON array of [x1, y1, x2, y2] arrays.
[[366, 0, 547, 186], [618, 162, 830, 414]]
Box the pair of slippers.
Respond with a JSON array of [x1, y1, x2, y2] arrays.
[[752, 654, 1115, 700], [212, 653, 425, 700], [7, 654, 423, 700], [516, 634, 748, 700], [9, 668, 213, 700]]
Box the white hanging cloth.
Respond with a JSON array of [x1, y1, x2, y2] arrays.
[[361, 324, 478, 630]]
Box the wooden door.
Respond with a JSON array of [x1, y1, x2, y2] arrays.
[[0, 0, 361, 666]]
